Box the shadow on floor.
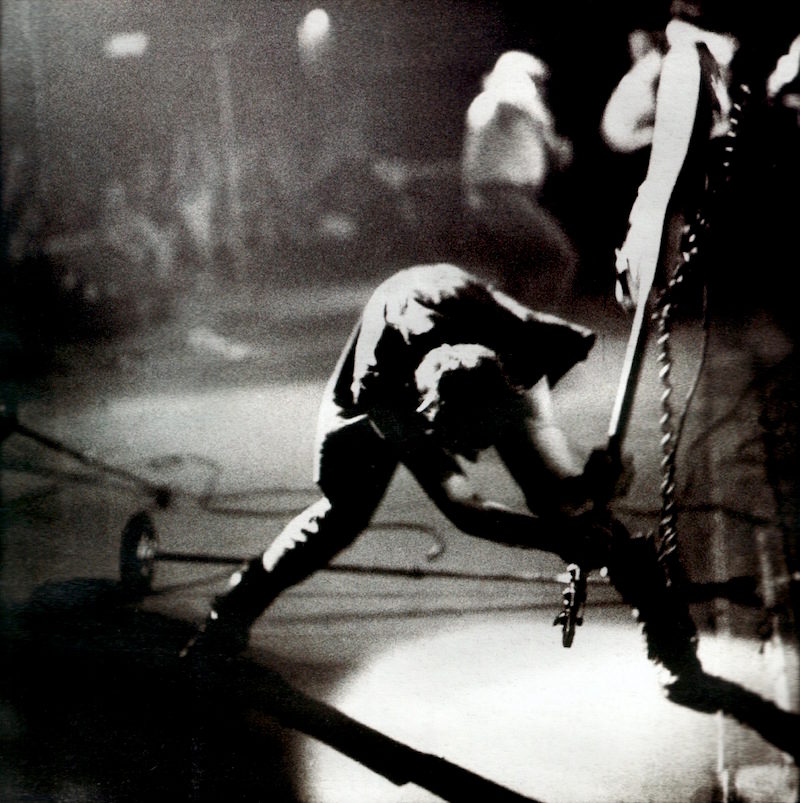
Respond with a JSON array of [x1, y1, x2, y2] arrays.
[[1, 579, 299, 801], [0, 578, 544, 803], [2, 578, 797, 802]]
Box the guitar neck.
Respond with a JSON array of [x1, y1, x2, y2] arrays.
[[607, 289, 653, 455]]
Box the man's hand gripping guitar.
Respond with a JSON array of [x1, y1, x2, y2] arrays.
[[552, 449, 630, 648]]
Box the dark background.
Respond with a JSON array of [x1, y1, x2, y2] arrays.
[[2, 0, 665, 355]]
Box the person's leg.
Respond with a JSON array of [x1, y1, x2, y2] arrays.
[[184, 498, 366, 657], [182, 414, 398, 658], [469, 185, 579, 308]]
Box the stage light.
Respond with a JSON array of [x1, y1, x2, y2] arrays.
[[104, 32, 149, 59], [297, 8, 332, 69]]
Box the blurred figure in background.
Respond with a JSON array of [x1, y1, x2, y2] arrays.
[[100, 180, 173, 293], [460, 51, 579, 309], [170, 131, 221, 281]]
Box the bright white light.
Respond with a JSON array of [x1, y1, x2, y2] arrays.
[[302, 619, 759, 802], [297, 9, 330, 53], [104, 32, 149, 59]]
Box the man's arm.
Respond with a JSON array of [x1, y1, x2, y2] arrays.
[[519, 377, 583, 480], [495, 379, 606, 517], [402, 443, 566, 554]]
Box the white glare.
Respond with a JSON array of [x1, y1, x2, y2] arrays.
[[298, 9, 330, 51], [104, 32, 149, 59], [302, 619, 770, 802]]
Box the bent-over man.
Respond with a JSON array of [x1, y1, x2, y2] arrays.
[[183, 263, 700, 684]]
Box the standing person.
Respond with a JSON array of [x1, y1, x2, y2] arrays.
[[181, 263, 701, 684], [460, 51, 578, 307], [612, 1, 800, 638]]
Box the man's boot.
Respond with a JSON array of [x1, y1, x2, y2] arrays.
[[180, 497, 350, 663], [180, 556, 275, 662]]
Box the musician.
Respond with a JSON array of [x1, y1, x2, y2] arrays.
[[181, 264, 616, 657], [180, 263, 705, 686]]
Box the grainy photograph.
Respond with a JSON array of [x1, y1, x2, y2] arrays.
[[1, 2, 799, 801]]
